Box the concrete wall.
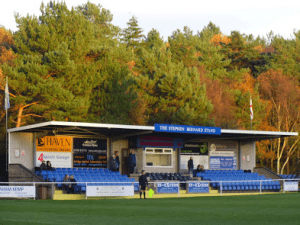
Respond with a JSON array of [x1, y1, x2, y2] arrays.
[[9, 132, 34, 170], [239, 140, 256, 171]]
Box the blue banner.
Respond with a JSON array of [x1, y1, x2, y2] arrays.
[[154, 124, 221, 135], [188, 182, 209, 193], [210, 156, 237, 169], [156, 182, 179, 193]]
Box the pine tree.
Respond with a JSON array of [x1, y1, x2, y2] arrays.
[[121, 16, 145, 49]]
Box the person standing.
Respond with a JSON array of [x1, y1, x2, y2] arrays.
[[188, 157, 194, 175], [128, 150, 136, 174], [139, 170, 148, 199], [115, 151, 120, 172], [110, 155, 118, 172]]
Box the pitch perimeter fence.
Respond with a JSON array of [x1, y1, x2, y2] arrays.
[[0, 179, 299, 200]]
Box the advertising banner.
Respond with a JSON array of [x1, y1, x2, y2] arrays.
[[181, 142, 208, 155], [36, 152, 72, 168], [73, 138, 107, 168], [36, 136, 72, 152], [86, 186, 134, 197], [0, 186, 35, 198], [156, 182, 179, 193], [210, 156, 237, 169], [187, 182, 209, 193], [283, 182, 298, 192]]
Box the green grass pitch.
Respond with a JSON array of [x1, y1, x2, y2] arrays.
[[0, 194, 299, 225]]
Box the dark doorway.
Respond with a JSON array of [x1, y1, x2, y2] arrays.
[[121, 148, 130, 176]]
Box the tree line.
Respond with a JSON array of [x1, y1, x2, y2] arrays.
[[0, 1, 299, 174]]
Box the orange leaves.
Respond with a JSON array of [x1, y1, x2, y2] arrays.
[[0, 28, 14, 45], [210, 33, 231, 46], [233, 73, 256, 94], [254, 45, 264, 53], [0, 28, 15, 65], [127, 60, 135, 71]]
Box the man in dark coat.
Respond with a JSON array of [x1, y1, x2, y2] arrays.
[[39, 160, 47, 170], [115, 151, 120, 172], [188, 157, 194, 175], [128, 150, 136, 174], [139, 170, 148, 199], [110, 155, 118, 172]]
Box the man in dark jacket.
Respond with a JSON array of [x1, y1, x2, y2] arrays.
[[188, 157, 194, 175], [70, 175, 77, 194], [39, 160, 47, 170], [139, 170, 148, 199], [115, 151, 120, 172], [128, 152, 136, 174], [110, 155, 118, 172]]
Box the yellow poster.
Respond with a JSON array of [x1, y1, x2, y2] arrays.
[[36, 136, 72, 152]]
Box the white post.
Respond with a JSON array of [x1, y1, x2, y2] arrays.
[[33, 183, 36, 200], [85, 182, 87, 200], [260, 180, 262, 194]]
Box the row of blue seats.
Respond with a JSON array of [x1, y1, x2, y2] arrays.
[[220, 184, 281, 191], [196, 170, 281, 191], [280, 174, 300, 179], [36, 169, 139, 192]]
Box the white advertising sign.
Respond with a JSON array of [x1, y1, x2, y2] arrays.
[[0, 186, 35, 198], [86, 186, 134, 197], [283, 182, 298, 192], [36, 152, 72, 168]]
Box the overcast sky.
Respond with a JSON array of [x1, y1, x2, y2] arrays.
[[1, 0, 300, 41]]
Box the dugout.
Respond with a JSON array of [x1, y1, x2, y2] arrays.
[[7, 121, 298, 176]]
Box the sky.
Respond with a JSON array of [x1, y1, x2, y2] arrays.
[[1, 0, 300, 41]]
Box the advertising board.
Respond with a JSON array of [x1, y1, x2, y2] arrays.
[[73, 138, 107, 168], [187, 182, 209, 193], [0, 186, 35, 198], [210, 156, 237, 169], [156, 182, 179, 193], [283, 181, 298, 192], [86, 186, 134, 197], [36, 136, 72, 152], [36, 152, 72, 168]]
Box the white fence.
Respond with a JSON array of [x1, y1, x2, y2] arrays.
[[0, 179, 299, 200]]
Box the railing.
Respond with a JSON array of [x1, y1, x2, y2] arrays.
[[0, 179, 299, 200]]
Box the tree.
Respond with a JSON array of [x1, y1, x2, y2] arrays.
[[167, 26, 199, 68], [4, 1, 98, 127], [121, 16, 145, 49], [258, 69, 300, 174], [88, 58, 137, 124], [198, 21, 221, 41], [145, 29, 164, 50]]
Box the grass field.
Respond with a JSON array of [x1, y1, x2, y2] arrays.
[[0, 193, 299, 225]]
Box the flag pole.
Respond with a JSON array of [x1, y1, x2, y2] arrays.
[[6, 103, 8, 171], [250, 96, 253, 130], [5, 77, 10, 172]]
